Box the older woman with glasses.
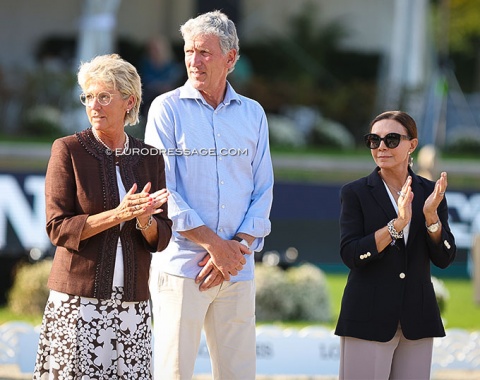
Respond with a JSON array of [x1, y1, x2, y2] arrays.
[[33, 54, 172, 379], [334, 110, 456, 379]]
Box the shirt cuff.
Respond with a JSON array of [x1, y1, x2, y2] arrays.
[[172, 209, 205, 232], [237, 217, 272, 251]]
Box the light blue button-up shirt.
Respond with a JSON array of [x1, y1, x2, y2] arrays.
[[145, 81, 274, 281]]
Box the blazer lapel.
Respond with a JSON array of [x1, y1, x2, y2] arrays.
[[367, 168, 398, 221], [406, 169, 425, 247]]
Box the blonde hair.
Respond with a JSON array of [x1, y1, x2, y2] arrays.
[[77, 54, 142, 126]]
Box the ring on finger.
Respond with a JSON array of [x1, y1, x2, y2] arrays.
[[399, 191, 406, 197], [439, 191, 445, 196]]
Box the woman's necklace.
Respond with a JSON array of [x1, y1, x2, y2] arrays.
[[386, 183, 402, 196], [92, 128, 129, 156], [379, 171, 403, 196]]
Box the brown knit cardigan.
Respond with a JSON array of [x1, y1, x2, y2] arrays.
[[45, 128, 172, 301]]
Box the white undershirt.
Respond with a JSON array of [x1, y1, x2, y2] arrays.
[[382, 180, 410, 244], [112, 166, 125, 287]]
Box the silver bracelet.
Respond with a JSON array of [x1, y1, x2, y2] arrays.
[[387, 218, 403, 245], [136, 215, 153, 231]]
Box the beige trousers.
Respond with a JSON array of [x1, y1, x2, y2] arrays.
[[150, 271, 256, 380], [339, 325, 433, 380]]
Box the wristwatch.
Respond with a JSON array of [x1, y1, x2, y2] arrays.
[[232, 235, 250, 248], [426, 220, 440, 233]]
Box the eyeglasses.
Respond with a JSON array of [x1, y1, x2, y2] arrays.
[[364, 133, 411, 149], [79, 91, 115, 107]]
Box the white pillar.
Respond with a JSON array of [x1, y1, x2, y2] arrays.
[[76, 0, 121, 64], [385, 0, 428, 108]]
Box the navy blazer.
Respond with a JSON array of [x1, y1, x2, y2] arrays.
[[334, 167, 456, 342]]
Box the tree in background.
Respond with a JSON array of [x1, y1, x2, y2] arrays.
[[244, 1, 379, 143], [433, 0, 480, 91]]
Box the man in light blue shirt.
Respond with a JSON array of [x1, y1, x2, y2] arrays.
[[145, 10, 274, 380]]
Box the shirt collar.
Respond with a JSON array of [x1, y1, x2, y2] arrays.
[[179, 80, 242, 107]]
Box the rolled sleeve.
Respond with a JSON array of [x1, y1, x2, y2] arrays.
[[172, 208, 205, 232], [238, 216, 272, 251]]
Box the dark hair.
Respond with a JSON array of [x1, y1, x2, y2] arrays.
[[370, 110, 418, 139]]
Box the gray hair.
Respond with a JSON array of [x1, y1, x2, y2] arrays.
[[77, 54, 142, 126], [180, 10, 240, 74]]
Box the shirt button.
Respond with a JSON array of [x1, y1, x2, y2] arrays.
[[399, 273, 406, 279], [220, 181, 224, 185], [221, 205, 225, 209]]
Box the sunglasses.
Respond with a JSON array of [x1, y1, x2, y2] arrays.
[[364, 133, 411, 149]]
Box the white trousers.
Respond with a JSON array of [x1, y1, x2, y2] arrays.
[[339, 325, 433, 380], [150, 271, 256, 380]]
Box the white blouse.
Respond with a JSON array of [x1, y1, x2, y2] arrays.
[[112, 166, 126, 287], [382, 180, 410, 244]]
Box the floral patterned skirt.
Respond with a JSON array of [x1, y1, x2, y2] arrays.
[[33, 287, 152, 380]]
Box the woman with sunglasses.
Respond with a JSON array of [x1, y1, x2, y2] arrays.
[[33, 54, 172, 379], [334, 110, 456, 379]]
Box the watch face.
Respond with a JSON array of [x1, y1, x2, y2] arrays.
[[428, 222, 439, 233]]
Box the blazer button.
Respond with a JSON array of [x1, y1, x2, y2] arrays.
[[444, 240, 451, 249], [366, 252, 371, 257], [399, 273, 406, 279], [360, 254, 365, 260]]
